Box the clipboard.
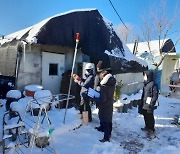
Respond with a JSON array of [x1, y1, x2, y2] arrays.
[[88, 88, 100, 98]]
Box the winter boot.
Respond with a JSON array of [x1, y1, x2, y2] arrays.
[[141, 127, 149, 131], [95, 126, 104, 132], [147, 129, 156, 139], [99, 138, 110, 142]]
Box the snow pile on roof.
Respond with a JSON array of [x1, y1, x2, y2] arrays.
[[0, 27, 32, 45], [6, 90, 21, 99], [0, 9, 97, 46], [105, 47, 147, 67], [26, 18, 51, 43], [0, 9, 147, 70], [127, 39, 170, 57], [126, 39, 177, 69], [103, 18, 147, 67]]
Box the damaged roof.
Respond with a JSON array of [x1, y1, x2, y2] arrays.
[[0, 9, 147, 74]]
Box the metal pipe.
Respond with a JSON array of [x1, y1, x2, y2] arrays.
[[63, 33, 80, 124]]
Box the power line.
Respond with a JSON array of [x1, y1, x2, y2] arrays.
[[108, 0, 129, 30]]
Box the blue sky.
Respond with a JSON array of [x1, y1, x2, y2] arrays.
[[0, 0, 179, 52]]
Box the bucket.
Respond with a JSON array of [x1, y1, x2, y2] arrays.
[[82, 111, 89, 125], [25, 90, 35, 97]]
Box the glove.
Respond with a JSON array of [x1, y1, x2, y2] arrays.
[[74, 79, 81, 86], [74, 79, 79, 83], [72, 74, 82, 82], [77, 81, 81, 85], [149, 104, 155, 109], [89, 97, 94, 102]]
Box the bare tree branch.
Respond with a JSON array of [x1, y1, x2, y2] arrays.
[[140, 0, 180, 69], [154, 36, 180, 69], [116, 23, 134, 43]]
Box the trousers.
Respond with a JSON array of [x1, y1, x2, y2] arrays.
[[143, 109, 155, 131]]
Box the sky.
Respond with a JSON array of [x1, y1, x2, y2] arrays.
[[0, 0, 179, 52]]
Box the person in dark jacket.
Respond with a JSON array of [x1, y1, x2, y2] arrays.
[[94, 61, 103, 90], [94, 61, 112, 91], [60, 70, 71, 94], [94, 63, 112, 132], [138, 70, 159, 136], [74, 63, 95, 122], [94, 70, 116, 142]]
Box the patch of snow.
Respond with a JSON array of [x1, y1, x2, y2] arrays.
[[127, 81, 139, 86], [127, 39, 169, 57], [10, 101, 20, 112], [6, 90, 21, 99], [7, 82, 14, 87], [114, 90, 142, 105], [10, 97, 31, 116], [155, 145, 180, 154], [104, 46, 147, 68], [113, 100, 123, 107], [134, 90, 142, 100], [0, 94, 180, 154], [0, 26, 32, 45], [24, 84, 43, 91], [26, 18, 51, 43], [34, 90, 52, 105], [25, 9, 98, 43]]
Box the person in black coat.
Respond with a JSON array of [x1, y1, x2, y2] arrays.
[[94, 70, 116, 142], [94, 61, 112, 90], [138, 70, 159, 136], [94, 61, 103, 90], [60, 70, 71, 94]]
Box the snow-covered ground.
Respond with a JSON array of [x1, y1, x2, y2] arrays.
[[0, 95, 180, 154]]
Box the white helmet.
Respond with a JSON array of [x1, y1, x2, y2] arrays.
[[85, 63, 94, 70]]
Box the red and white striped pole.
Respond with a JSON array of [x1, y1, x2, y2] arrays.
[[63, 33, 80, 124]]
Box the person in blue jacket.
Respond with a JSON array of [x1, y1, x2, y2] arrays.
[[74, 63, 95, 122]]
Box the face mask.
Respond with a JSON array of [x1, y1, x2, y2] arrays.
[[144, 74, 147, 81], [85, 70, 90, 75]]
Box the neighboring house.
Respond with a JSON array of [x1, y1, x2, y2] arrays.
[[127, 39, 180, 94], [0, 9, 147, 95]]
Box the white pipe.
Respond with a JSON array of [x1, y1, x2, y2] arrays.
[[63, 42, 79, 124]]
